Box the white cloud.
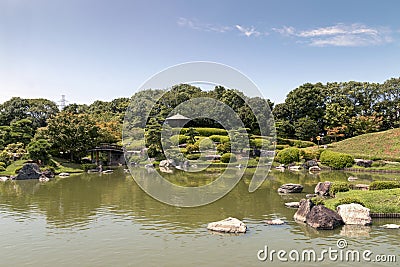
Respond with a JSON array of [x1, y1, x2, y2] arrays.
[[177, 18, 232, 33], [235, 25, 262, 37], [178, 18, 266, 37], [273, 23, 393, 47]]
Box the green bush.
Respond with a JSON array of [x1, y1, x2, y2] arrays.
[[186, 153, 201, 160], [251, 138, 270, 149], [333, 197, 365, 209], [27, 139, 51, 165], [371, 161, 386, 167], [195, 138, 215, 150], [186, 144, 199, 154], [15, 166, 23, 174], [300, 147, 321, 160], [0, 166, 5, 172], [217, 142, 231, 154], [275, 144, 289, 150], [329, 182, 351, 196], [0, 162, 6, 168], [221, 153, 237, 163], [209, 135, 230, 143], [81, 163, 97, 171], [369, 181, 400, 190], [180, 127, 228, 136], [277, 138, 315, 148], [275, 147, 300, 164], [170, 134, 189, 145], [320, 150, 354, 169], [311, 197, 325, 206]]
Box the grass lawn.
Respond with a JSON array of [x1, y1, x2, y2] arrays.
[[324, 188, 400, 213], [329, 128, 400, 161]]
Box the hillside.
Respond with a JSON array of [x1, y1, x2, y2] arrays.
[[329, 128, 400, 161]]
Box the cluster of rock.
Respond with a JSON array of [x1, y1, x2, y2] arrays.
[[294, 199, 372, 230], [354, 159, 373, 168], [207, 217, 247, 233], [15, 163, 54, 180], [278, 184, 304, 194]]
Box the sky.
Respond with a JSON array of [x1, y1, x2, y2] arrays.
[[1, 0, 400, 106]]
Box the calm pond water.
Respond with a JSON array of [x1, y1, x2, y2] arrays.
[[0, 168, 399, 266]]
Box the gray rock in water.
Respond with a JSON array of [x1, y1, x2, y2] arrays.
[[381, 224, 400, 229], [278, 183, 304, 194], [337, 203, 372, 226], [207, 217, 247, 233], [294, 199, 314, 223], [285, 202, 300, 208], [264, 219, 286, 225], [306, 205, 344, 230], [315, 181, 331, 196], [306, 194, 317, 199], [159, 159, 175, 168], [15, 163, 42, 180]]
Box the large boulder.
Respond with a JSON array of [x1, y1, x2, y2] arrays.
[[306, 205, 344, 230], [314, 181, 331, 196], [355, 159, 373, 168], [15, 163, 42, 180], [159, 159, 175, 168], [294, 199, 314, 223], [207, 217, 247, 233], [278, 183, 304, 194], [337, 203, 372, 225]]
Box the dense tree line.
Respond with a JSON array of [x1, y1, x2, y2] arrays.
[[273, 78, 400, 142]]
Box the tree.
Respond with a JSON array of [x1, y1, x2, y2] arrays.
[[46, 112, 101, 162], [27, 139, 51, 165], [0, 97, 30, 125], [9, 118, 34, 145], [294, 117, 319, 141], [27, 99, 59, 128]]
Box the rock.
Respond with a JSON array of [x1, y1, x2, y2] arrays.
[[15, 163, 42, 180], [302, 160, 319, 169], [354, 184, 369, 191], [314, 181, 331, 196], [207, 217, 247, 233], [285, 202, 300, 208], [309, 166, 321, 172], [278, 183, 304, 194], [0, 176, 9, 182], [381, 224, 400, 229], [159, 159, 175, 168], [288, 165, 302, 171], [337, 203, 372, 225], [294, 199, 314, 223], [306, 194, 317, 199], [355, 159, 373, 168], [159, 166, 173, 173], [39, 176, 50, 182], [306, 205, 344, 230], [59, 172, 70, 177], [264, 219, 285, 225], [348, 176, 358, 181], [42, 169, 55, 178]]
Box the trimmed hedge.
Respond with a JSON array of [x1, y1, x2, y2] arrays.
[[81, 163, 97, 171], [300, 147, 322, 160], [369, 181, 400, 190], [220, 153, 237, 163], [333, 197, 365, 209], [329, 182, 351, 196], [170, 134, 189, 145], [252, 138, 270, 149], [320, 150, 354, 169], [275, 147, 300, 164], [180, 127, 228, 136], [277, 138, 315, 148], [209, 135, 230, 143]]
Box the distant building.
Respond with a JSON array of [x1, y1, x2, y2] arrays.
[[165, 113, 191, 127]]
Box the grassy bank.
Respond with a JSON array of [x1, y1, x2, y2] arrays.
[[0, 158, 84, 176], [329, 128, 400, 161], [324, 188, 400, 213]]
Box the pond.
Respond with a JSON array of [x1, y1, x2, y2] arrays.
[[0, 168, 399, 266]]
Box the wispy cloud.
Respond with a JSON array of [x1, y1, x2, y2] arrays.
[[235, 25, 262, 37], [273, 23, 393, 47], [178, 18, 266, 37]]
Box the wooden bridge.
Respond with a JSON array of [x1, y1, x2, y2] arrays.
[[88, 143, 125, 166]]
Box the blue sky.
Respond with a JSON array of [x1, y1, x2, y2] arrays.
[[1, 0, 400, 105]]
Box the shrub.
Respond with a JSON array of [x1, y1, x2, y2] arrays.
[[27, 139, 51, 165], [180, 127, 228, 136], [311, 197, 325, 206], [277, 138, 315, 148], [209, 135, 230, 143], [320, 150, 354, 169], [185, 144, 199, 154], [0, 162, 6, 168], [329, 182, 351, 196], [275, 147, 300, 164], [170, 135, 189, 145], [81, 163, 97, 171], [0, 165, 5, 172], [300, 147, 321, 161], [195, 138, 215, 150], [186, 153, 200, 160], [217, 142, 231, 154], [369, 181, 400, 190], [221, 153, 237, 163], [251, 138, 269, 149], [371, 161, 386, 167], [333, 197, 365, 209], [275, 145, 289, 150]]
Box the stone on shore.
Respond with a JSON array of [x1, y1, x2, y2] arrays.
[[285, 202, 300, 208], [306, 205, 344, 230], [306, 194, 317, 199], [294, 199, 314, 223], [314, 181, 331, 196], [15, 163, 42, 180], [207, 217, 247, 233], [159, 159, 175, 168], [278, 183, 304, 194], [337, 203, 372, 226], [381, 224, 400, 229]]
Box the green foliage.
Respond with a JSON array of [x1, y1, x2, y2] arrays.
[[295, 117, 319, 141], [195, 138, 215, 150], [209, 135, 230, 143], [277, 138, 315, 148], [186, 153, 200, 160], [311, 197, 325, 206], [185, 144, 199, 154], [332, 197, 365, 209], [369, 181, 400, 190], [81, 163, 98, 171], [170, 135, 189, 145], [185, 127, 198, 144], [275, 147, 300, 164], [220, 153, 237, 163], [320, 150, 354, 169], [275, 144, 289, 150], [0, 151, 11, 166], [300, 147, 321, 160], [27, 139, 51, 165], [0, 165, 5, 172], [217, 142, 231, 154], [329, 182, 351, 196]]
